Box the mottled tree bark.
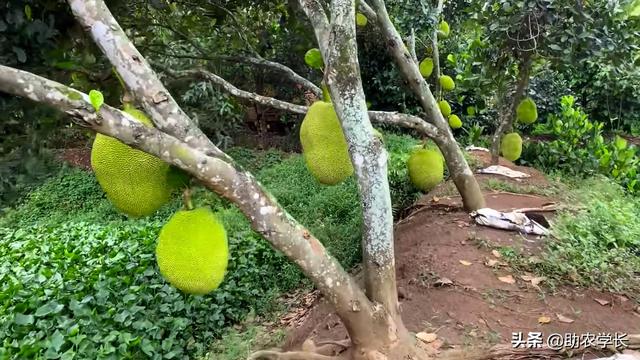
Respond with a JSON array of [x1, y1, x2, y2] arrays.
[[368, 0, 485, 211], [490, 55, 533, 165]]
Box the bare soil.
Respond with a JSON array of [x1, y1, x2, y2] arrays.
[[281, 153, 640, 358], [55, 147, 92, 171]]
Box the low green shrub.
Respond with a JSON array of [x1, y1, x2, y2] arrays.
[[524, 95, 640, 193]]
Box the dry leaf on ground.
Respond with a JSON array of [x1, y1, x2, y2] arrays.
[[498, 275, 516, 284]]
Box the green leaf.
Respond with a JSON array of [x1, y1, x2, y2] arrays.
[[49, 330, 65, 352], [36, 301, 64, 317], [14, 313, 34, 325], [88, 90, 104, 112]]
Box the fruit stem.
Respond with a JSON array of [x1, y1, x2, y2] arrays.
[[321, 82, 331, 102], [182, 188, 194, 210]]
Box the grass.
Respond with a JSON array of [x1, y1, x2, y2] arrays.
[[501, 176, 640, 297]]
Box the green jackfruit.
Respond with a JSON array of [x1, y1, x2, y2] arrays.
[[438, 100, 452, 117], [467, 106, 476, 116], [448, 114, 462, 129], [500, 132, 523, 161], [407, 148, 444, 192], [419, 58, 434, 77], [304, 48, 324, 70], [300, 101, 353, 185], [91, 105, 173, 217], [439, 75, 455, 91], [438, 21, 450, 38], [356, 12, 368, 27], [156, 207, 228, 295], [516, 97, 538, 124]]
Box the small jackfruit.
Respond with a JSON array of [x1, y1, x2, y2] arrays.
[[438, 100, 452, 117], [407, 148, 444, 192], [419, 58, 434, 77], [516, 97, 538, 124], [467, 106, 476, 116], [500, 132, 523, 161], [91, 105, 173, 217], [438, 21, 450, 38], [156, 207, 228, 295], [304, 48, 324, 70], [356, 12, 368, 27], [300, 101, 353, 185], [448, 114, 462, 129], [439, 75, 455, 91]]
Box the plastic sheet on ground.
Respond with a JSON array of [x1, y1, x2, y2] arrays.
[[478, 165, 531, 179], [470, 208, 549, 236]]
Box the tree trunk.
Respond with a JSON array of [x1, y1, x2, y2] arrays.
[[490, 55, 533, 165], [433, 132, 486, 210]]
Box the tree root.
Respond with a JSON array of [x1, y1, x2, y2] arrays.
[[247, 350, 340, 360]]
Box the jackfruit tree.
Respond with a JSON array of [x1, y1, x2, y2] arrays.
[[0, 0, 495, 358]]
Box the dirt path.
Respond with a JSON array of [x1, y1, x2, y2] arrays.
[[281, 154, 640, 358]]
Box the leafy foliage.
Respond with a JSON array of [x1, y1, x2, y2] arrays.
[[532, 177, 640, 294], [524, 96, 640, 193]]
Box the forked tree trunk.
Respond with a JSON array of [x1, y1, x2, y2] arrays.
[[490, 55, 532, 165]]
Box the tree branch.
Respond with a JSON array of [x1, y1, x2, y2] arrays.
[[408, 28, 418, 64], [165, 67, 309, 114], [297, 0, 331, 57], [0, 63, 378, 338], [67, 0, 218, 155], [145, 22, 323, 98], [161, 66, 442, 141], [490, 55, 533, 164]]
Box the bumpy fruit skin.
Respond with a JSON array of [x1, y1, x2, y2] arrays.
[[91, 105, 172, 217], [419, 58, 434, 77], [356, 12, 368, 26], [438, 100, 452, 117], [500, 132, 523, 161], [407, 148, 444, 192], [438, 20, 450, 38], [439, 75, 456, 91], [156, 207, 228, 295], [448, 114, 462, 129], [516, 97, 538, 124], [300, 101, 354, 185]]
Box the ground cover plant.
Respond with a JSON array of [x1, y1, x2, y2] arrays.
[[0, 0, 639, 359]]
